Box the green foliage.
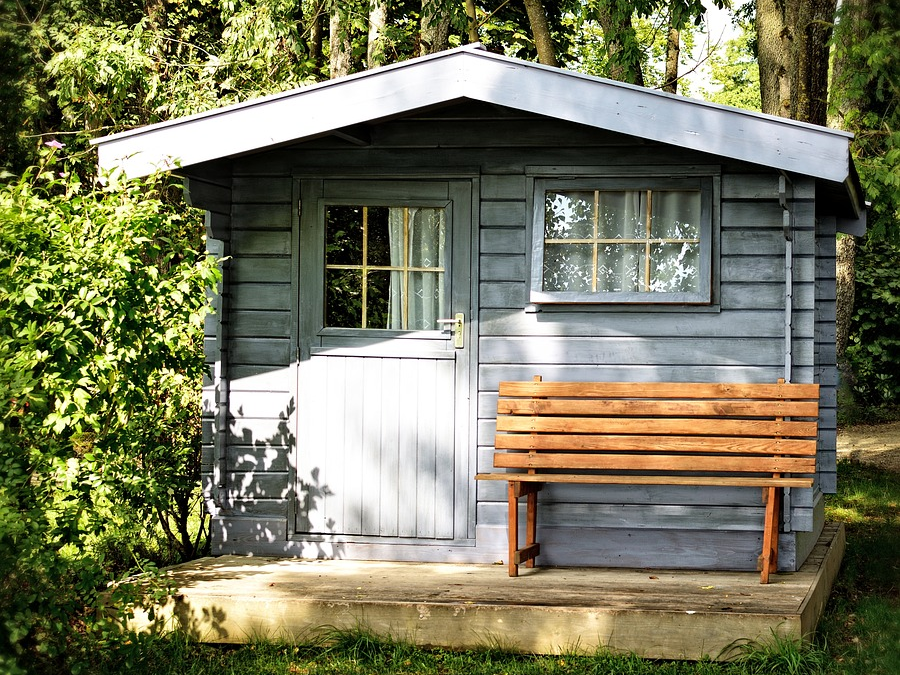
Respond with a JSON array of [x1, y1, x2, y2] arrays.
[[698, 22, 761, 111], [562, 1, 724, 88], [0, 147, 219, 672], [830, 0, 900, 244], [828, 1, 900, 410], [822, 461, 900, 675], [846, 237, 900, 410]]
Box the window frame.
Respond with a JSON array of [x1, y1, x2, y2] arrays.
[[322, 203, 449, 332], [530, 174, 717, 305]]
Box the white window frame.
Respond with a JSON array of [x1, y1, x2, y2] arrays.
[[530, 175, 716, 305]]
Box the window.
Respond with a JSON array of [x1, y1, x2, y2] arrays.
[[325, 205, 447, 329], [531, 177, 714, 304]]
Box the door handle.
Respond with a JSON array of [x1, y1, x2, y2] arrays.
[[436, 313, 465, 349]]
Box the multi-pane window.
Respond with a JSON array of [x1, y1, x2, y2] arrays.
[[325, 205, 446, 329], [532, 178, 713, 304]]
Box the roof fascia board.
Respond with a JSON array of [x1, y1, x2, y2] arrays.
[[94, 53, 475, 177], [93, 46, 854, 186], [456, 53, 852, 184]]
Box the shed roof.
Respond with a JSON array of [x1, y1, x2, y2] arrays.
[[92, 44, 865, 222]]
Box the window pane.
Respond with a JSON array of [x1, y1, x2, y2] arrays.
[[651, 191, 701, 239], [598, 243, 645, 292], [408, 208, 445, 268], [408, 271, 445, 330], [326, 207, 363, 265], [598, 191, 646, 239], [650, 242, 700, 293], [326, 269, 362, 328], [543, 243, 594, 292], [324, 204, 447, 329], [367, 207, 391, 266], [366, 270, 391, 328], [545, 191, 595, 239]]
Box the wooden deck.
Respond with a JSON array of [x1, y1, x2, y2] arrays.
[[124, 522, 845, 661]]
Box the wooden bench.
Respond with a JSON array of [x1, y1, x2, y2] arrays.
[[475, 377, 819, 583]]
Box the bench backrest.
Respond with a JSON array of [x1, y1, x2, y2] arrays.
[[494, 380, 819, 480]]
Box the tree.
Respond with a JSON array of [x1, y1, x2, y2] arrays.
[[756, 0, 836, 124], [420, 0, 453, 55], [698, 20, 761, 110], [523, 0, 559, 66], [829, 0, 900, 410], [329, 1, 354, 77], [368, 0, 389, 68]]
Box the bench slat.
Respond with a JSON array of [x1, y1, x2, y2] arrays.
[[494, 452, 816, 474], [483, 379, 820, 582], [495, 434, 817, 455], [474, 472, 814, 488], [497, 398, 819, 418], [497, 416, 818, 438], [498, 381, 820, 400]]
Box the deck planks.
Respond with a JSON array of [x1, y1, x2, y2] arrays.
[[123, 523, 845, 660]]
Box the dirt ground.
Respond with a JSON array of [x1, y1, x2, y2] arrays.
[[837, 421, 900, 473]]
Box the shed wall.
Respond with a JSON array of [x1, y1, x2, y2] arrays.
[[199, 107, 831, 570]]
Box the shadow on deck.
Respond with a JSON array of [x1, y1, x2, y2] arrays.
[[124, 522, 845, 661]]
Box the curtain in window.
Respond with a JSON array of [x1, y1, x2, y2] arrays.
[[597, 191, 645, 292], [387, 207, 445, 330], [650, 191, 701, 293]]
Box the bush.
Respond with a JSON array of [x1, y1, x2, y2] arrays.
[[847, 237, 900, 412], [0, 151, 219, 673]]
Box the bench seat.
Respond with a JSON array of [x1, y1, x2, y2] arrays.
[[475, 378, 820, 583]]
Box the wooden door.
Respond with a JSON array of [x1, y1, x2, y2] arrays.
[[295, 179, 474, 546]]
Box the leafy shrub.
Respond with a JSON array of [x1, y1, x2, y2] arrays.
[[0, 150, 219, 673], [847, 237, 900, 410]]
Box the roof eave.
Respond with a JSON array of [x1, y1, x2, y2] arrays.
[[93, 45, 858, 191]]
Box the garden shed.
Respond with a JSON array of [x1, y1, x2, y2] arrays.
[[94, 44, 865, 576]]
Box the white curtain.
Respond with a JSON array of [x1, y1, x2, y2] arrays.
[[649, 191, 701, 293], [597, 190, 645, 292], [387, 207, 445, 330]]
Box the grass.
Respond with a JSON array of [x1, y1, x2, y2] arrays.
[[81, 459, 899, 675], [816, 460, 900, 675]]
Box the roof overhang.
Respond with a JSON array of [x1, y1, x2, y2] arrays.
[[92, 44, 865, 228]]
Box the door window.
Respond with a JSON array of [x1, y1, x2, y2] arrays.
[[325, 205, 446, 330]]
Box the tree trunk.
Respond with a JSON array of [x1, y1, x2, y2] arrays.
[[835, 234, 857, 361], [523, 0, 559, 67], [663, 26, 680, 93], [419, 0, 452, 55], [595, 1, 645, 86], [756, 0, 836, 124], [308, 1, 326, 75], [329, 5, 353, 78], [465, 0, 478, 43], [368, 0, 389, 69], [829, 0, 874, 373]]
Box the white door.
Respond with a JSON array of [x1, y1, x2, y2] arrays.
[[295, 179, 473, 545]]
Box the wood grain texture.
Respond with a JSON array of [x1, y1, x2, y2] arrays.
[[478, 379, 819, 580]]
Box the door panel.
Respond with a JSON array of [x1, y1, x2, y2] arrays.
[[296, 179, 472, 545]]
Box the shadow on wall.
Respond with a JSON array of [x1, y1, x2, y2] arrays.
[[203, 387, 341, 559]]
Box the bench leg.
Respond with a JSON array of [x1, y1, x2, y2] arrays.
[[759, 486, 781, 584], [525, 487, 538, 568], [508, 482, 519, 577], [507, 482, 542, 577]]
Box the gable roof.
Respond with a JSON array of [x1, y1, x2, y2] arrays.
[[92, 44, 864, 220]]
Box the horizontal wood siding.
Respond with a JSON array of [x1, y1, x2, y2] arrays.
[[475, 159, 819, 570], [216, 175, 295, 528], [197, 103, 828, 569], [816, 216, 838, 494]]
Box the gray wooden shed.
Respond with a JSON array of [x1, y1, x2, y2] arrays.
[[94, 44, 865, 573]]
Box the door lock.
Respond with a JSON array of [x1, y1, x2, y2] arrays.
[[436, 313, 465, 348]]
